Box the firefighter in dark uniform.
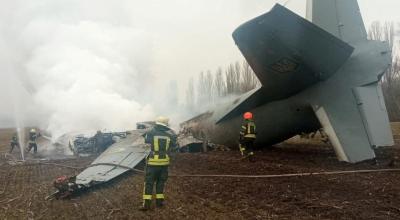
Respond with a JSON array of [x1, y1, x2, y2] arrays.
[[9, 133, 19, 153], [239, 112, 257, 161], [94, 130, 104, 153], [27, 129, 38, 154], [140, 116, 177, 211]]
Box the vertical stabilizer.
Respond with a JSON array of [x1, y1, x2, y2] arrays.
[[306, 0, 367, 43]]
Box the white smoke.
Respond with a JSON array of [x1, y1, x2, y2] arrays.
[[1, 1, 156, 138], [0, 0, 309, 137], [25, 21, 155, 138]]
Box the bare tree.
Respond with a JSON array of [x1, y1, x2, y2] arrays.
[[205, 70, 214, 102], [225, 64, 234, 95], [241, 60, 260, 93], [186, 77, 195, 111], [188, 59, 260, 111], [368, 21, 400, 121], [368, 21, 383, 41], [197, 71, 208, 106], [225, 63, 241, 95], [214, 67, 225, 97], [234, 61, 242, 94]]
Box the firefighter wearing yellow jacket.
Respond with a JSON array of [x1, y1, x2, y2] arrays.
[[140, 116, 177, 211], [27, 129, 39, 154], [239, 112, 257, 161]]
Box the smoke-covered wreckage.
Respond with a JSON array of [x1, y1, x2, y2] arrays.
[[49, 129, 150, 199], [48, 0, 395, 198], [69, 131, 117, 156], [49, 123, 206, 199]]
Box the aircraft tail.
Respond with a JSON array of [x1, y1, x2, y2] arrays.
[[224, 2, 393, 163], [220, 4, 353, 123], [306, 0, 367, 44]]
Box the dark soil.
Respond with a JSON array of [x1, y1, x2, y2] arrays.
[[1, 128, 400, 220]]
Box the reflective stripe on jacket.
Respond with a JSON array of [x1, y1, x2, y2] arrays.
[[148, 135, 171, 166], [240, 120, 256, 139], [145, 125, 177, 166]]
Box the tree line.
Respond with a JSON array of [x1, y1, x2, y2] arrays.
[[185, 61, 260, 112]]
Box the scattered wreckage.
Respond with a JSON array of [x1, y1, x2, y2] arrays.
[[56, 131, 130, 156], [177, 134, 204, 153], [47, 130, 150, 199], [47, 122, 213, 199]]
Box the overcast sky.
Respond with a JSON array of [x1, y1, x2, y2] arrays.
[[0, 0, 399, 131], [154, 0, 400, 84]]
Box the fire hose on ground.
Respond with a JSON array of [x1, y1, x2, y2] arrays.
[[11, 160, 400, 179], [4, 156, 400, 200]]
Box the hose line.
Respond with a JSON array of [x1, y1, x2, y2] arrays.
[[13, 160, 400, 179]]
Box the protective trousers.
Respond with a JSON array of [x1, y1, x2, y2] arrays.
[[27, 142, 37, 153], [10, 142, 19, 153], [143, 165, 168, 208], [239, 139, 254, 157]]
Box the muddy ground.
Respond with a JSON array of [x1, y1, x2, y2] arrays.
[[1, 128, 400, 220]]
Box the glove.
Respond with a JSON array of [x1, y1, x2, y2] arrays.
[[238, 144, 245, 156]]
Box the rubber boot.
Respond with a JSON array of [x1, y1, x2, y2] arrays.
[[248, 152, 255, 162], [139, 200, 151, 211]]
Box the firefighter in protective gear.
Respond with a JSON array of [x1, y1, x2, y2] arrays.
[[9, 133, 19, 153], [239, 112, 256, 161], [27, 129, 38, 154], [140, 116, 177, 211]]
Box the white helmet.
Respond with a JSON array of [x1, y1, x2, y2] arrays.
[[155, 116, 169, 127], [30, 128, 36, 133]]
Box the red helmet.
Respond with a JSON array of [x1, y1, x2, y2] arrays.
[[243, 112, 253, 120]]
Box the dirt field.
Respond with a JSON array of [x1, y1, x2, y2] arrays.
[[1, 128, 400, 220]]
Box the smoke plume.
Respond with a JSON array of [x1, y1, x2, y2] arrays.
[[0, 0, 308, 137], [1, 1, 157, 138]]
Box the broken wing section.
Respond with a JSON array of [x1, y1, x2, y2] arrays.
[[233, 4, 354, 97], [306, 0, 367, 44], [75, 131, 149, 186]]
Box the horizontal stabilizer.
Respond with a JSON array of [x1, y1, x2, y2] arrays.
[[222, 4, 354, 123], [216, 87, 262, 123], [233, 4, 354, 101]]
